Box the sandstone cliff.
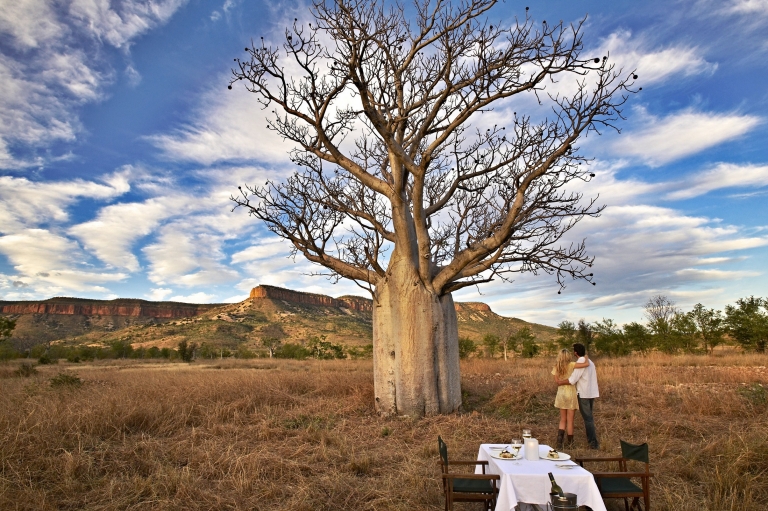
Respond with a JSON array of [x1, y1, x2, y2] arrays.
[[0, 297, 219, 318], [250, 285, 374, 312], [249, 285, 493, 314]]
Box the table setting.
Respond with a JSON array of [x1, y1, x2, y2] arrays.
[[476, 433, 606, 511]]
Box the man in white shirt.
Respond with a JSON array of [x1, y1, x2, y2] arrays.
[[563, 342, 600, 449]]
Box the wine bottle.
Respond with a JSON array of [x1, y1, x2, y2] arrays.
[[548, 472, 565, 498]]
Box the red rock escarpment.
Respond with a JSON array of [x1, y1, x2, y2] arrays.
[[454, 302, 492, 312], [0, 298, 219, 318], [249, 285, 493, 314], [250, 285, 374, 312]]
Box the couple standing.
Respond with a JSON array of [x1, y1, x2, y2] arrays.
[[552, 343, 599, 450]]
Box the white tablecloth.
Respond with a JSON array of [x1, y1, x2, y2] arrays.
[[476, 444, 607, 511]]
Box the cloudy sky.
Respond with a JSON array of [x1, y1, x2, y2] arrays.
[[1, 0, 767, 327]]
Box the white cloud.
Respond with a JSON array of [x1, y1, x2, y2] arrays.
[[230, 238, 288, 264], [143, 224, 240, 286], [0, 229, 127, 294], [0, 0, 63, 49], [148, 86, 296, 165], [0, 0, 188, 169], [611, 108, 762, 166], [69, 199, 176, 271], [594, 30, 716, 86], [665, 163, 768, 199], [169, 291, 217, 303], [69, 0, 189, 48], [0, 173, 130, 233], [724, 0, 768, 15], [147, 287, 173, 300]]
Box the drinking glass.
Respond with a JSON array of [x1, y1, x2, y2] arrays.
[[510, 438, 522, 455], [522, 428, 532, 440]]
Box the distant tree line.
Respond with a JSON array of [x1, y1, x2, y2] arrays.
[[0, 324, 374, 363], [3, 294, 764, 363], [457, 295, 768, 358]]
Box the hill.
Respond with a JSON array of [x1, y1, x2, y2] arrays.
[[1, 285, 556, 351]]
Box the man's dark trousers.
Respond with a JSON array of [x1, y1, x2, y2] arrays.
[[577, 395, 599, 449]]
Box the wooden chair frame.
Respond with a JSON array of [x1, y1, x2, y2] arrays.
[[576, 441, 653, 511], [438, 437, 500, 511]]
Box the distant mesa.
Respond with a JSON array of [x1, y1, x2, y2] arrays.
[[0, 286, 494, 320], [249, 285, 492, 313], [0, 297, 219, 318], [250, 285, 373, 312], [454, 302, 492, 312]]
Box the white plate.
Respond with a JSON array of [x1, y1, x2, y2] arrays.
[[555, 463, 577, 469], [490, 451, 522, 460], [540, 452, 571, 461]]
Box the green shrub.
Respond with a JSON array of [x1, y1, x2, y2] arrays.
[[177, 340, 196, 362], [38, 354, 56, 365], [235, 345, 258, 359], [275, 342, 311, 360], [306, 336, 345, 359], [347, 344, 373, 359], [50, 373, 82, 388], [520, 338, 540, 358], [458, 337, 477, 359], [14, 362, 37, 377], [0, 341, 20, 361], [738, 383, 767, 407]]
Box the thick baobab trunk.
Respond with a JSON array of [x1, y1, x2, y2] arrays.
[[372, 261, 462, 417]]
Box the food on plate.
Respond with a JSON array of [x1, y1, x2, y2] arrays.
[[499, 450, 514, 459], [547, 449, 560, 459]]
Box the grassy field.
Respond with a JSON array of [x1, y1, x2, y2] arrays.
[[1, 354, 766, 511]]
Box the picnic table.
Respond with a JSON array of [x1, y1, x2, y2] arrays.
[[476, 443, 607, 511]]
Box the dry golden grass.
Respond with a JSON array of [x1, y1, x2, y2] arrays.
[[1, 354, 766, 511]]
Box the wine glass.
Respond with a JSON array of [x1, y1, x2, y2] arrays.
[[510, 438, 522, 456], [522, 428, 532, 440]]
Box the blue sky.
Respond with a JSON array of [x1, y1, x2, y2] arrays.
[[1, 0, 767, 327]]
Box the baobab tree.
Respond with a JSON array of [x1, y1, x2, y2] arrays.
[[230, 0, 637, 416]]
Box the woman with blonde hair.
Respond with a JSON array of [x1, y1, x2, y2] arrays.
[[552, 348, 588, 449]]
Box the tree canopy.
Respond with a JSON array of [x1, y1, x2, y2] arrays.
[[230, 0, 637, 296]]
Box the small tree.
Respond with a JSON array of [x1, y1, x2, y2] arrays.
[[690, 303, 724, 354], [177, 340, 197, 362], [503, 333, 517, 359], [230, 0, 637, 416], [458, 337, 477, 359], [623, 322, 652, 354], [577, 319, 593, 352], [260, 323, 288, 357], [555, 320, 577, 349], [482, 334, 500, 358], [307, 335, 346, 359], [644, 295, 679, 351], [592, 318, 628, 356], [111, 340, 134, 359], [670, 312, 699, 353], [513, 327, 538, 358], [725, 297, 768, 352]]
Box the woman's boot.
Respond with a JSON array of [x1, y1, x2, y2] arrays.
[[556, 429, 565, 450], [566, 435, 574, 449]]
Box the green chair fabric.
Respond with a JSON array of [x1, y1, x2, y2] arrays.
[[575, 439, 653, 511], [438, 435, 449, 466], [621, 440, 649, 464], [437, 436, 499, 511], [452, 477, 496, 493], [600, 477, 643, 495]]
